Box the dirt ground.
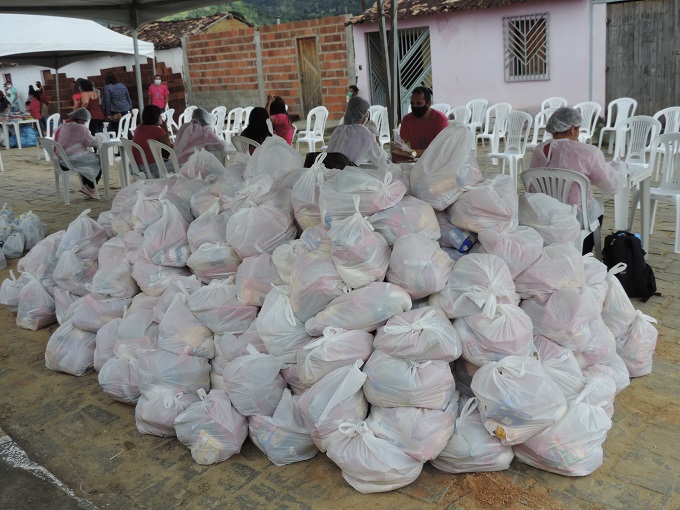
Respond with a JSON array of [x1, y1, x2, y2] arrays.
[[0, 147, 678, 510]]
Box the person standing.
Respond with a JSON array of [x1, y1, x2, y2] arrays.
[[79, 80, 105, 135], [102, 72, 132, 136], [4, 82, 20, 113], [265, 93, 294, 145], [148, 75, 170, 110], [396, 86, 448, 157]]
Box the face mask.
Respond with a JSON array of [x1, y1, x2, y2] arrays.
[[411, 105, 428, 118], [347, 91, 353, 97], [154, 79, 161, 85]]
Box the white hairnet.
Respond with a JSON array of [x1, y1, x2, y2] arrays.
[[68, 108, 91, 122], [344, 96, 370, 125], [192, 108, 215, 126], [546, 107, 582, 134]]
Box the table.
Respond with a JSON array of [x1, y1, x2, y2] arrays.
[[613, 165, 652, 252], [1, 118, 43, 150]]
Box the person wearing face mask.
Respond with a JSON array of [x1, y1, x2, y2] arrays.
[[148, 75, 170, 110], [398, 86, 448, 157], [4, 82, 20, 113], [346, 85, 359, 103], [327, 96, 387, 168], [131, 105, 172, 177]]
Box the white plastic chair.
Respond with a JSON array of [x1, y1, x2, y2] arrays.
[[147, 139, 178, 177], [0, 152, 3, 172], [120, 138, 152, 180], [640, 132, 680, 253], [224, 107, 244, 142], [241, 106, 254, 131], [105, 112, 132, 171], [613, 115, 662, 176], [448, 106, 471, 125], [42, 113, 61, 161], [39, 137, 80, 205], [653, 106, 680, 135], [368, 105, 390, 148], [541, 97, 568, 110], [573, 101, 602, 144], [430, 103, 451, 115], [598, 97, 638, 156], [485, 111, 533, 188], [211, 106, 227, 139], [129, 108, 139, 135], [162, 108, 178, 142], [230, 135, 261, 154], [527, 108, 555, 149], [178, 106, 197, 126], [296, 106, 329, 152], [522, 167, 602, 258], [466, 98, 488, 136], [476, 102, 512, 152]]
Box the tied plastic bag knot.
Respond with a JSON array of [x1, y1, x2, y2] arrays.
[[322, 326, 342, 338], [311, 152, 328, 172], [495, 359, 526, 379], [163, 392, 184, 409], [468, 284, 509, 319], [197, 388, 210, 407], [338, 421, 371, 438], [409, 360, 433, 369], [609, 262, 627, 276]]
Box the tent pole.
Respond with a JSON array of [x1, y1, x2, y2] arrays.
[[132, 28, 144, 113], [55, 67, 61, 116]]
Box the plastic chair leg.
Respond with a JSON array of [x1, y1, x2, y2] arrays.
[[63, 170, 71, 205], [649, 198, 658, 235], [53, 169, 60, 201], [674, 198, 680, 253], [102, 165, 110, 199], [0, 152, 3, 172]]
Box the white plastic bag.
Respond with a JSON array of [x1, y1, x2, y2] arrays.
[[368, 195, 440, 247], [94, 316, 122, 372], [373, 307, 461, 362], [616, 310, 658, 377], [291, 154, 339, 229], [135, 391, 200, 437], [366, 399, 456, 462], [226, 203, 296, 259], [328, 196, 391, 289], [448, 175, 518, 233], [409, 124, 482, 211], [582, 354, 630, 395], [230, 174, 292, 213], [53, 287, 81, 325], [477, 221, 543, 279], [431, 397, 514, 473], [363, 350, 455, 410], [271, 240, 309, 285], [153, 276, 202, 324], [0, 270, 29, 313], [235, 252, 283, 306], [52, 246, 98, 296], [2, 231, 25, 259], [158, 293, 214, 358], [17, 272, 56, 330], [583, 253, 609, 310], [131, 258, 190, 297], [57, 209, 108, 260], [601, 263, 637, 338], [325, 421, 423, 494], [296, 327, 374, 385], [89, 260, 139, 299], [174, 389, 248, 465], [244, 135, 304, 181], [248, 389, 319, 466], [98, 356, 140, 405], [70, 293, 131, 333], [471, 356, 568, 445], [305, 282, 412, 336], [17, 211, 46, 250], [186, 242, 242, 283], [297, 360, 368, 452], [188, 278, 258, 335], [44, 320, 96, 376], [187, 200, 229, 252], [386, 233, 452, 299], [533, 335, 587, 401], [17, 230, 64, 274], [222, 344, 286, 417], [514, 244, 585, 301], [137, 350, 210, 398], [518, 192, 580, 246], [180, 148, 226, 180], [141, 193, 191, 267]]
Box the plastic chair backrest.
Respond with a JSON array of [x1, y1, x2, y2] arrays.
[[617, 115, 662, 165], [450, 106, 472, 124], [226, 107, 244, 136], [573, 101, 602, 141], [368, 105, 383, 121], [178, 106, 197, 125], [521, 167, 593, 231], [606, 97, 637, 129], [541, 97, 568, 110], [39, 137, 74, 170], [130, 108, 139, 133], [115, 113, 132, 140], [242, 106, 254, 129], [231, 135, 261, 154], [45, 113, 61, 138], [466, 99, 488, 125], [484, 102, 512, 137], [211, 106, 227, 136], [147, 139, 178, 177], [501, 111, 533, 155], [649, 132, 680, 189], [653, 106, 680, 134], [309, 106, 329, 137], [162, 108, 177, 138], [121, 138, 151, 179], [431, 103, 451, 115]]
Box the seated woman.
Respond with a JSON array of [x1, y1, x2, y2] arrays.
[[530, 107, 627, 254], [266, 94, 294, 145], [240, 106, 273, 154], [54, 108, 103, 199], [132, 105, 173, 178], [326, 96, 387, 168], [172, 107, 227, 165]]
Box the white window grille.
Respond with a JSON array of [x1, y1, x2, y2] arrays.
[[503, 13, 549, 82]]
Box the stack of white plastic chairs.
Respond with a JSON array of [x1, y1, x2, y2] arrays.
[[0, 126, 658, 491]]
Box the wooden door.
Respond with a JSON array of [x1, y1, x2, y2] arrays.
[[297, 37, 322, 117]]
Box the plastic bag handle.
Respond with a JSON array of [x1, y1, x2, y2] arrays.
[[79, 208, 92, 218], [338, 421, 370, 437], [609, 262, 627, 276], [163, 391, 184, 408], [9, 269, 16, 282], [456, 397, 478, 426], [158, 185, 168, 204], [636, 310, 657, 324], [322, 326, 341, 338], [410, 360, 432, 369], [383, 309, 436, 334], [496, 359, 525, 378], [246, 343, 260, 356]]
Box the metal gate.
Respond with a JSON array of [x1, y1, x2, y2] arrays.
[[606, 0, 680, 115], [297, 37, 322, 118], [367, 27, 432, 117]]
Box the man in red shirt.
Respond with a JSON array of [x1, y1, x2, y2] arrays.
[[148, 75, 170, 109], [398, 86, 448, 157]]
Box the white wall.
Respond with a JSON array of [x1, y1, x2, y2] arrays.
[[352, 0, 606, 114]]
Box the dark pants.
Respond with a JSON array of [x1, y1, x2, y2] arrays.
[[108, 112, 129, 139], [582, 215, 604, 255], [89, 119, 104, 136], [60, 164, 101, 189]]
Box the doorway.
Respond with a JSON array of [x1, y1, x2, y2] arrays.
[[297, 37, 322, 118]]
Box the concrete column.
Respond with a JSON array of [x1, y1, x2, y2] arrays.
[[255, 29, 266, 106]]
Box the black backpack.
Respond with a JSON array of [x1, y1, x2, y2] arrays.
[[602, 231, 658, 302]]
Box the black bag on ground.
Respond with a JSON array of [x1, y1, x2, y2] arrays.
[[304, 152, 355, 170], [602, 230, 658, 302]]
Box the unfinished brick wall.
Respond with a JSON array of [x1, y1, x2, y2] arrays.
[[42, 60, 185, 122], [186, 15, 352, 121]]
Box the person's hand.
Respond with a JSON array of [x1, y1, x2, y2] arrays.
[[267, 93, 276, 102]]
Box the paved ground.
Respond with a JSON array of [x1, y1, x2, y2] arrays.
[[0, 140, 678, 510]]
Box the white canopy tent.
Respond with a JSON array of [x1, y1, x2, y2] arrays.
[[0, 1, 236, 112], [0, 14, 155, 113]]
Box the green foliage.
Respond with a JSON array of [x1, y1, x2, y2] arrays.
[[165, 0, 363, 25]]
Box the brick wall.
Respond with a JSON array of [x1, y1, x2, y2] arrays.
[[185, 15, 352, 121], [41, 59, 185, 121]]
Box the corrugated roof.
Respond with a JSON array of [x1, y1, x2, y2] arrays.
[[110, 12, 250, 50], [349, 0, 534, 24]]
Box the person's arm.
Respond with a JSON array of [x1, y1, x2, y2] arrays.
[[102, 86, 111, 116], [163, 86, 170, 108], [158, 127, 172, 148], [265, 93, 275, 113], [81, 125, 100, 148], [72, 93, 81, 110], [81, 92, 90, 108], [588, 149, 627, 194], [125, 86, 132, 110]]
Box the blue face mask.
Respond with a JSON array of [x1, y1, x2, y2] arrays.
[[347, 91, 353, 97]]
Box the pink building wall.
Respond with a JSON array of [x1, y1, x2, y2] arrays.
[[352, 0, 607, 113]]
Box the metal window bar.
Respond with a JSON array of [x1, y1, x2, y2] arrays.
[[503, 13, 549, 82]]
